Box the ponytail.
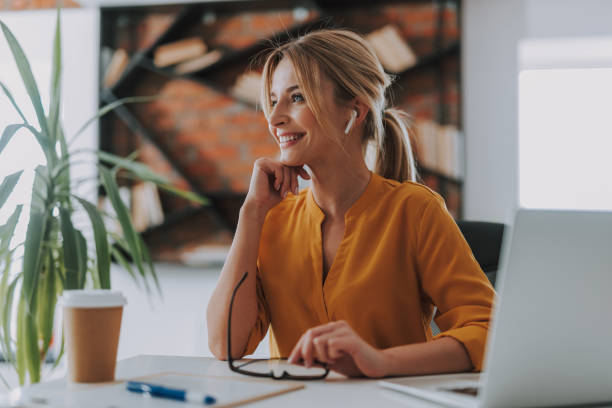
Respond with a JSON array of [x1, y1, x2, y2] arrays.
[[369, 108, 417, 183]]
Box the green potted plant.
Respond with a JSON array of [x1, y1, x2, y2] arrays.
[[0, 10, 205, 386]]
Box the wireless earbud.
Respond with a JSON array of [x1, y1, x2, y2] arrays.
[[344, 110, 358, 134]]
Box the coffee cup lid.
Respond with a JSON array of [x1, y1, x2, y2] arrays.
[[60, 290, 127, 308]]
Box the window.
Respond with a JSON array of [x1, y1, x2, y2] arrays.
[[518, 37, 612, 210]]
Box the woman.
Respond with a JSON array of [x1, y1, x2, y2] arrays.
[[206, 29, 495, 378]]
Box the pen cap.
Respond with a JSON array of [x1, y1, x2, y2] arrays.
[[60, 290, 127, 308]]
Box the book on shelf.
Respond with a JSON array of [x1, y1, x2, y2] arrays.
[[366, 25, 417, 73], [102, 48, 129, 88], [414, 120, 463, 180], [174, 49, 223, 74], [153, 37, 207, 68], [231, 71, 262, 106], [131, 181, 164, 232]]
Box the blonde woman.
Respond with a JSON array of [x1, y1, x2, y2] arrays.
[[206, 29, 495, 378]]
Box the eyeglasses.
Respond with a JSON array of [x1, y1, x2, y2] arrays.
[[227, 272, 330, 380]]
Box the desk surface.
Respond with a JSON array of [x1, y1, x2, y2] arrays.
[[1, 355, 477, 407]]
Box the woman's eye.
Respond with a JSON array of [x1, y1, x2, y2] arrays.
[[270, 100, 277, 107], [291, 93, 304, 103]]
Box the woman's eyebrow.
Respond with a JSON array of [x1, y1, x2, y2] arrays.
[[270, 85, 300, 98]]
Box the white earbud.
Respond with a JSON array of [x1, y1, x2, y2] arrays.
[[344, 110, 358, 134]]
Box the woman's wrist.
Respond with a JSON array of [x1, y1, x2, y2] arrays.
[[240, 200, 269, 222], [379, 348, 397, 377]]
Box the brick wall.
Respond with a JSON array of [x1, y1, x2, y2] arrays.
[[102, 2, 460, 262], [1, 0, 79, 10]]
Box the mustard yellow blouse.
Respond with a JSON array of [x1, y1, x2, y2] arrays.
[[245, 172, 495, 371]]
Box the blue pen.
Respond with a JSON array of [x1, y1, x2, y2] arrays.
[[126, 381, 217, 405]]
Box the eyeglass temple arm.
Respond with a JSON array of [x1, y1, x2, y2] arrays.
[[227, 271, 249, 364]]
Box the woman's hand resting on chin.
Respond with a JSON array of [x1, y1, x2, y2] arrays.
[[288, 320, 389, 378], [244, 158, 310, 214]]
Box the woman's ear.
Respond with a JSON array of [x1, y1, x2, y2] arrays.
[[352, 100, 369, 127], [344, 109, 358, 134]]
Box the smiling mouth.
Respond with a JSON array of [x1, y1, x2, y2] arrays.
[[278, 133, 305, 146]]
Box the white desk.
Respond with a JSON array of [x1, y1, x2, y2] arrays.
[[0, 355, 474, 407]]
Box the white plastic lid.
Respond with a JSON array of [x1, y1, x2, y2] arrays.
[[60, 290, 127, 308]]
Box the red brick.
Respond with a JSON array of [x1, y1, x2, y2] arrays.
[[205, 146, 239, 160], [219, 161, 253, 178], [9, 0, 27, 10], [250, 144, 279, 159], [177, 129, 222, 145], [230, 178, 249, 192], [226, 126, 272, 144], [190, 94, 235, 110]]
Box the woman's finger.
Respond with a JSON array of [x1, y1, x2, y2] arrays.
[[257, 159, 283, 191], [291, 168, 299, 195], [288, 336, 304, 365], [282, 166, 291, 198], [296, 166, 311, 180], [312, 336, 331, 364], [300, 330, 316, 367], [327, 334, 354, 360]]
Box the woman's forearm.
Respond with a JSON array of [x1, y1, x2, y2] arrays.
[[206, 201, 268, 359], [381, 337, 473, 377]]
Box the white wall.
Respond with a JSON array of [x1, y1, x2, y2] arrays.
[[0, 8, 100, 256], [462, 0, 524, 224], [462, 0, 612, 223]]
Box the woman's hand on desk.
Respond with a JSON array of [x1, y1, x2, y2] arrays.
[[245, 158, 310, 214], [287, 320, 389, 378]]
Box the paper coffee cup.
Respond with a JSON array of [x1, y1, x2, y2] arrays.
[[60, 290, 127, 383]]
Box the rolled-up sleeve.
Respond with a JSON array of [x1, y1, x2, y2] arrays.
[[242, 268, 271, 356], [416, 197, 496, 371]]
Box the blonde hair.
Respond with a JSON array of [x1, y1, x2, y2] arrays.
[[261, 29, 417, 183]]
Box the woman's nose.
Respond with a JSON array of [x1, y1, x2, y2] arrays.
[[268, 103, 288, 127]]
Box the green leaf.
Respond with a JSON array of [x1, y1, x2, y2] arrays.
[[97, 151, 208, 205], [70, 95, 158, 144], [0, 170, 23, 210], [0, 123, 51, 159], [1, 274, 20, 369], [37, 251, 56, 359], [49, 329, 64, 373], [24, 306, 40, 383], [0, 80, 27, 123], [97, 151, 169, 185], [59, 208, 79, 290], [48, 8, 62, 146], [74, 196, 110, 289], [157, 184, 208, 206], [22, 207, 47, 311], [30, 165, 49, 214], [0, 21, 50, 138], [110, 246, 140, 289], [100, 168, 151, 291], [16, 297, 26, 385], [0, 124, 23, 156], [0, 204, 22, 264], [75, 229, 87, 289], [53, 127, 71, 202]]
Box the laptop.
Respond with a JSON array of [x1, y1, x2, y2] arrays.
[[379, 209, 612, 408]]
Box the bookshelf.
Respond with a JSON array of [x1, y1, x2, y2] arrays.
[[98, 0, 462, 262]]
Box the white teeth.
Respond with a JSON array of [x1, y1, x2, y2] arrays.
[[279, 134, 303, 143]]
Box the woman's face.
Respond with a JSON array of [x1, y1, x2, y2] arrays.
[[268, 57, 347, 167]]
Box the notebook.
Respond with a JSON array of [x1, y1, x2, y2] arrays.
[[15, 372, 304, 408], [379, 209, 612, 408]]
